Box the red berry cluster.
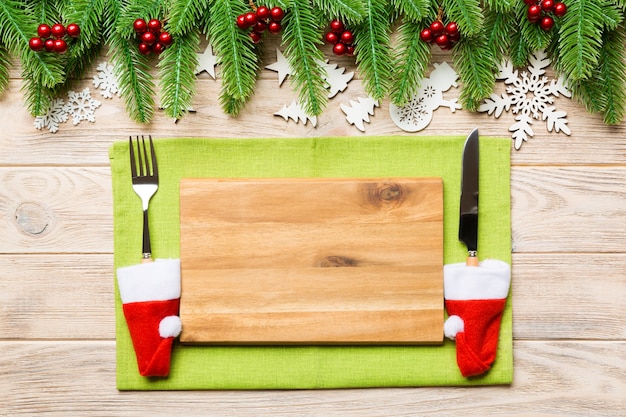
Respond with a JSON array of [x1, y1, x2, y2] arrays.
[[29, 23, 80, 53], [525, 0, 567, 30], [324, 20, 355, 56], [420, 20, 460, 50], [236, 6, 285, 44], [133, 18, 172, 55]]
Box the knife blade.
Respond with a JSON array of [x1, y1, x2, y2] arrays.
[[459, 128, 479, 266]]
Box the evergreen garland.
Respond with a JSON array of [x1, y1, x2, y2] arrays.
[[0, 0, 624, 126]]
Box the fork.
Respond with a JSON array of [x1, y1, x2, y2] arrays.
[[129, 135, 159, 262]]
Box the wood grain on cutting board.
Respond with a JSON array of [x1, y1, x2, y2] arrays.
[[179, 178, 444, 344]]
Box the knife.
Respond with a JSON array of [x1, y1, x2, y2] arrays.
[[459, 128, 479, 266]]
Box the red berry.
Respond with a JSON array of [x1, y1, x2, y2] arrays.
[[254, 21, 267, 33], [430, 21, 444, 36], [268, 21, 281, 34], [152, 42, 165, 54], [244, 12, 257, 27], [37, 24, 52, 38], [523, 0, 536, 4], [448, 31, 460, 43], [44, 38, 55, 52], [236, 15, 247, 29], [332, 42, 346, 55], [256, 6, 270, 20], [528, 4, 542, 21], [250, 31, 262, 44], [141, 31, 156, 45], [420, 28, 433, 42], [133, 18, 148, 33], [330, 19, 344, 34], [29, 37, 44, 52], [147, 19, 161, 32], [435, 33, 450, 49], [138, 43, 151, 55], [270, 7, 284, 22], [553, 2, 567, 16], [54, 39, 67, 53], [541, 0, 555, 11], [51, 23, 65, 39], [340, 30, 354, 44], [66, 23, 80, 38], [345, 45, 355, 56], [445, 22, 459, 36], [325, 31, 338, 44], [540, 15, 554, 30], [159, 31, 173, 45]]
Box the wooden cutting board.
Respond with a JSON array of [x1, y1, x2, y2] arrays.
[[179, 178, 444, 345]]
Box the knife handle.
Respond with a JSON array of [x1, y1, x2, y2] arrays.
[[466, 254, 479, 267]]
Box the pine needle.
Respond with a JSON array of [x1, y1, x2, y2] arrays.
[[0, 44, 9, 95], [453, 35, 496, 111], [390, 0, 432, 22], [311, 0, 367, 25], [282, 0, 328, 116], [596, 27, 626, 124], [441, 0, 483, 37], [158, 28, 200, 120], [390, 19, 431, 106]]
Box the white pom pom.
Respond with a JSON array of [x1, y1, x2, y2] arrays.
[[159, 315, 182, 338], [444, 315, 464, 340]]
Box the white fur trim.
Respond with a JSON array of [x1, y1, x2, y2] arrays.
[[444, 259, 511, 300], [117, 259, 181, 303], [159, 315, 182, 338], [444, 315, 464, 340]]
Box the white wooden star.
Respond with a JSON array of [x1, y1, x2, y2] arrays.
[[195, 44, 217, 79], [265, 48, 292, 86]]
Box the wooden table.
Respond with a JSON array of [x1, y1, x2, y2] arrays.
[[2, 44, 625, 416]]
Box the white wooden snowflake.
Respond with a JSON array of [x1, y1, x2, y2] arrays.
[[63, 88, 101, 125], [389, 62, 461, 132], [340, 97, 379, 131], [92, 62, 120, 99], [34, 98, 68, 133], [478, 49, 571, 150], [274, 100, 317, 127]]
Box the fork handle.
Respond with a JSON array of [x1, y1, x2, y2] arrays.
[[142, 209, 152, 262]]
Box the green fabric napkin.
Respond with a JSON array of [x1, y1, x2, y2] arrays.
[[110, 136, 512, 390]]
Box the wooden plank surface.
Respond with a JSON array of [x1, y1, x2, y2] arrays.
[[2, 40, 625, 415], [179, 178, 443, 344]]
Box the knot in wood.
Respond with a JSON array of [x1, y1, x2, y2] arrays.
[[365, 181, 406, 208], [316, 255, 357, 267], [15, 202, 52, 236]]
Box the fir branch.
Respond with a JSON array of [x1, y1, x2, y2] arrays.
[[282, 0, 328, 116], [158, 28, 200, 120], [441, 0, 483, 37], [452, 34, 496, 111], [311, 0, 367, 25], [0, 44, 10, 95], [207, 0, 260, 115], [555, 0, 604, 81], [482, 0, 515, 13], [116, 0, 169, 38], [21, 69, 55, 116], [390, 19, 431, 105], [484, 7, 513, 65], [108, 33, 155, 123], [167, 0, 207, 37], [62, 0, 105, 80], [354, 0, 394, 101], [390, 0, 432, 22], [595, 27, 626, 124], [600, 1, 622, 31]]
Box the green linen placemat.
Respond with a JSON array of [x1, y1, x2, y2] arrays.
[[110, 136, 512, 390]]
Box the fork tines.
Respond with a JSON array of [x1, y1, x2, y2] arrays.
[[129, 135, 158, 179]]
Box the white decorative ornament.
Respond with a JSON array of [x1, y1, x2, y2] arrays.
[[340, 97, 379, 131], [266, 48, 292, 86], [319, 60, 354, 98], [34, 98, 68, 133], [389, 62, 461, 132], [63, 88, 101, 125], [274, 100, 317, 127], [478, 49, 571, 150], [92, 61, 120, 99], [195, 44, 218, 79]]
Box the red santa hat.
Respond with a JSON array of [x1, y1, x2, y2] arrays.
[[117, 259, 182, 377], [443, 259, 511, 377]]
